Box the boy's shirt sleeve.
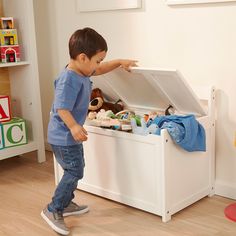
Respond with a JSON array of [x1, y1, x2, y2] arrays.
[[53, 78, 81, 111]]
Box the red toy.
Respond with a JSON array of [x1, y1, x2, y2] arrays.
[[0, 45, 20, 63], [225, 203, 236, 222]]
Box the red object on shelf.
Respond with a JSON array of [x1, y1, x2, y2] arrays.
[[224, 203, 236, 222], [0, 45, 20, 63], [0, 95, 11, 123]]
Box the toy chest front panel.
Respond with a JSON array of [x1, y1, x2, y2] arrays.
[[80, 127, 163, 214], [80, 119, 212, 217]]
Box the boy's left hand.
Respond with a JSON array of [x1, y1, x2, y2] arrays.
[[120, 59, 138, 72]]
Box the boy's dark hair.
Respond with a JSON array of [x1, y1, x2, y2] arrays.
[[69, 27, 108, 59]]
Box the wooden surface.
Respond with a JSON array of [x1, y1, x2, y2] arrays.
[[0, 67, 10, 95], [0, 0, 2, 15], [0, 0, 11, 96], [0, 151, 236, 236]]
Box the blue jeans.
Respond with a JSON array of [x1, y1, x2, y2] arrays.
[[48, 143, 85, 212]]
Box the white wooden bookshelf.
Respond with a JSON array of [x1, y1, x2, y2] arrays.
[[0, 0, 45, 163]]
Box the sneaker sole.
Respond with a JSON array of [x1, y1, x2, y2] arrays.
[[40, 211, 69, 235], [63, 206, 89, 217]]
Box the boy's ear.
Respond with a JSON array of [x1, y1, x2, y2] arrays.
[[77, 53, 89, 62]]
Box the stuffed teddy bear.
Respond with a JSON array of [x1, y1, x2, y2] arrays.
[[88, 88, 124, 114]]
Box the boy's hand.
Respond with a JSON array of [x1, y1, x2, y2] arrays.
[[120, 59, 138, 72], [94, 59, 138, 75], [70, 124, 88, 142]]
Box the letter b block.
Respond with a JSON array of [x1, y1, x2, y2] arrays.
[[2, 117, 27, 148]]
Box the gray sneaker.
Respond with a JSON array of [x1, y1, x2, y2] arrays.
[[41, 207, 70, 235], [63, 201, 89, 217]]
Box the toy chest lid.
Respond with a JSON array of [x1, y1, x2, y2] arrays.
[[91, 67, 206, 116]]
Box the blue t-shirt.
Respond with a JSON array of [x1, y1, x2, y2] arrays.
[[47, 68, 92, 146]]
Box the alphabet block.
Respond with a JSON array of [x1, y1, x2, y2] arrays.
[[2, 117, 27, 148], [0, 95, 11, 122]]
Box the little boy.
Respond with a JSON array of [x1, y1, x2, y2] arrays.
[[41, 27, 137, 235]]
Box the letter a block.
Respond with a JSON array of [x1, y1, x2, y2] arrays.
[[2, 117, 27, 148], [0, 95, 11, 122]]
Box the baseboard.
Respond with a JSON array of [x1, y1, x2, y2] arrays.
[[215, 181, 236, 200]]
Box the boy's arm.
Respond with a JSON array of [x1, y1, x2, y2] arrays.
[[57, 109, 88, 142], [94, 59, 137, 76]]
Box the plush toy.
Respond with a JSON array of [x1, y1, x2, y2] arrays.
[[86, 109, 111, 127], [96, 109, 115, 120], [87, 111, 97, 120], [89, 88, 124, 114]]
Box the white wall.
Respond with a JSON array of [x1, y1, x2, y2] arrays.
[[34, 0, 236, 198]]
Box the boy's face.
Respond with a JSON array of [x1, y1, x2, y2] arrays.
[[76, 51, 106, 76]]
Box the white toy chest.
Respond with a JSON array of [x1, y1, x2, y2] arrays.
[[54, 67, 215, 222]]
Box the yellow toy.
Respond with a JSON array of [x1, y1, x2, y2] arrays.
[[0, 29, 18, 46]]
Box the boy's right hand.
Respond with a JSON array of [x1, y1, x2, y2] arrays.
[[70, 124, 88, 142]]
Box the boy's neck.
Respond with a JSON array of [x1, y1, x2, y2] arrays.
[[67, 60, 87, 77]]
